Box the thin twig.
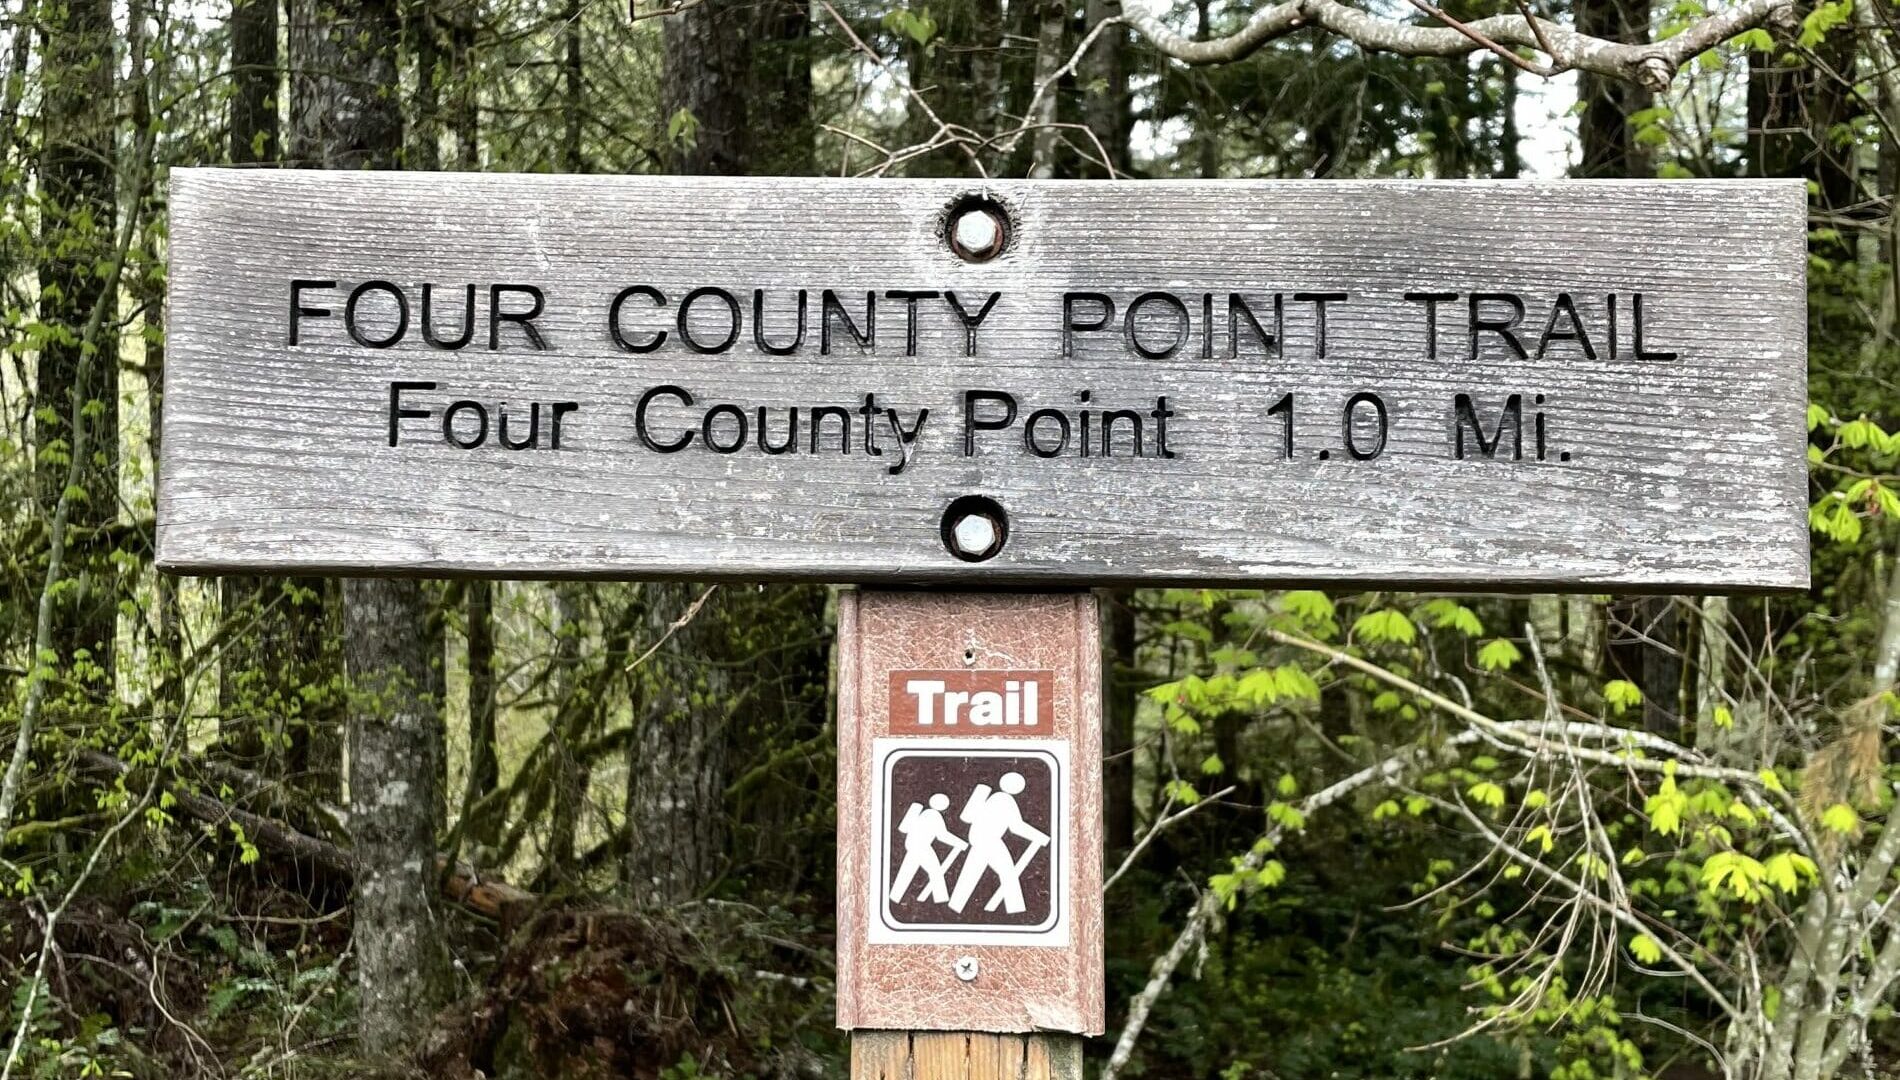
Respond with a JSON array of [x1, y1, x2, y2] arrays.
[[625, 585, 718, 673], [1104, 785, 1236, 892], [1511, 0, 1563, 68], [1406, 0, 1556, 75]]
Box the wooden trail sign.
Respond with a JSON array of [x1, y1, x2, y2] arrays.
[[158, 170, 1809, 591]]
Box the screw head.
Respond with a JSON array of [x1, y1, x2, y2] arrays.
[[954, 955, 980, 982], [951, 512, 997, 557], [940, 495, 1008, 563], [947, 200, 1008, 262]]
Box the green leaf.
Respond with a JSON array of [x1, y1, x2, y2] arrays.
[[1422, 598, 1484, 636], [1267, 801, 1307, 830], [665, 107, 699, 149], [1272, 665, 1320, 701], [1645, 775, 1686, 837], [1353, 609, 1417, 646], [1276, 772, 1298, 797], [1282, 590, 1336, 626], [1477, 638, 1522, 672], [1628, 933, 1663, 965], [1467, 780, 1506, 809], [1199, 753, 1224, 776], [1822, 802, 1860, 835], [881, 5, 940, 45], [1603, 679, 1644, 714], [1701, 850, 1767, 901], [1762, 851, 1818, 895], [1256, 859, 1286, 888], [1235, 668, 1275, 705], [1163, 778, 1201, 805]]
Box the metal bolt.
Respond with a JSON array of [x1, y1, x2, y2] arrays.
[[951, 512, 998, 557], [948, 203, 1008, 262], [954, 955, 980, 982], [941, 495, 1008, 562]]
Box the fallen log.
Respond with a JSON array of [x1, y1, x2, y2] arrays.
[[75, 749, 533, 920]]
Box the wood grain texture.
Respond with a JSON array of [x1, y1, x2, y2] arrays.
[[836, 591, 1103, 1035], [159, 170, 1808, 590], [850, 1032, 1083, 1080]]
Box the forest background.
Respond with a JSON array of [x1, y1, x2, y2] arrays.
[[0, 0, 1897, 1076]]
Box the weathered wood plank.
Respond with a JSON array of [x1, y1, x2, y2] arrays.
[[849, 1032, 1083, 1080], [159, 170, 1809, 590]]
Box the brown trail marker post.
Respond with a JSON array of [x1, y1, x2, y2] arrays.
[[837, 590, 1102, 1076], [158, 170, 1809, 1079]]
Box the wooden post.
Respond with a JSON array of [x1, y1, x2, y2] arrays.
[[852, 1031, 1083, 1080], [837, 590, 1103, 1075]]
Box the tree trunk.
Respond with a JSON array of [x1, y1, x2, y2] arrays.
[[290, 0, 450, 1054], [342, 578, 452, 1055], [37, 0, 117, 671], [464, 580, 500, 850], [231, 0, 279, 165], [624, 585, 729, 904], [970, 0, 1004, 140], [1638, 597, 1683, 735], [562, 0, 583, 172], [449, 1, 479, 169], [546, 583, 587, 877], [424, 581, 451, 833], [222, 0, 337, 789], [1528, 595, 1562, 655], [660, 0, 747, 176], [132, 0, 178, 684], [1574, 0, 1650, 177], [1103, 590, 1137, 856], [1499, 61, 1520, 178], [1193, 0, 1219, 179], [749, 0, 812, 176], [1083, 0, 1128, 177], [621, 6, 758, 902], [288, 0, 405, 170], [411, 0, 443, 171], [1030, 0, 1067, 178]]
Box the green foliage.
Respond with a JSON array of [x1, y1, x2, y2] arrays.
[[665, 107, 698, 149], [1476, 638, 1521, 672], [1602, 680, 1644, 715], [880, 6, 938, 46], [1352, 608, 1417, 646], [2, 5, 1895, 1079]]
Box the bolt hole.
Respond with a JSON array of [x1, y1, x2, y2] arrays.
[[945, 195, 1010, 263], [941, 494, 1008, 563], [963, 647, 976, 665]]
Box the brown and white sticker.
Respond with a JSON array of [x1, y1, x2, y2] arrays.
[[836, 591, 1103, 1035], [870, 738, 1069, 945], [888, 670, 1053, 735]]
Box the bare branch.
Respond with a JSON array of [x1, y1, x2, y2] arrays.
[[1104, 785, 1236, 893], [625, 584, 718, 673], [1405, 0, 1557, 76], [1117, 0, 1797, 92]]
